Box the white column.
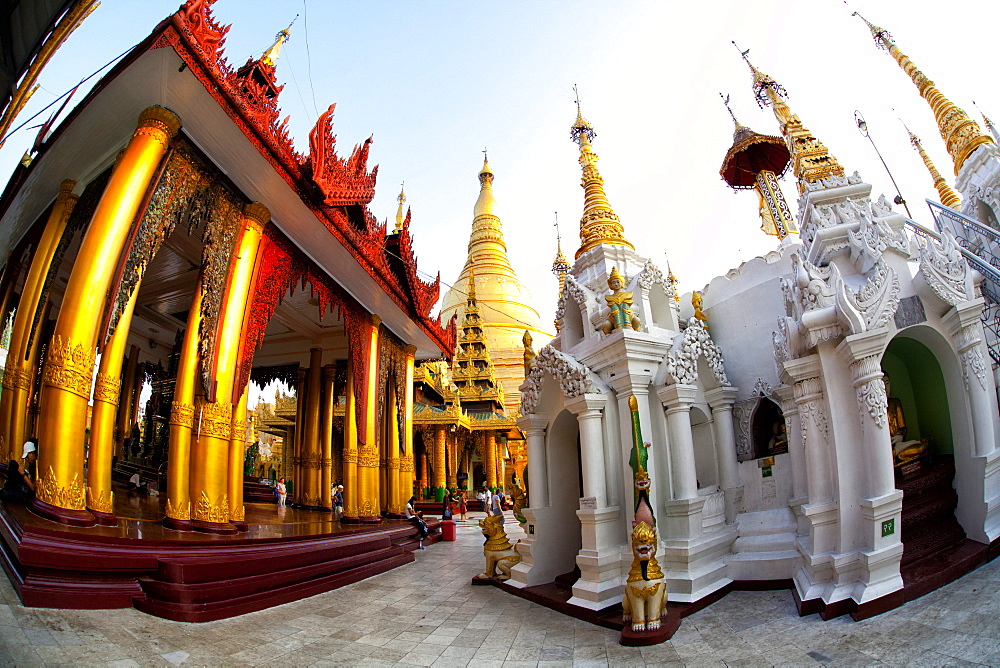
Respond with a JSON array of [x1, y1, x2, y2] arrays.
[[520, 414, 549, 508], [944, 304, 998, 457], [566, 394, 608, 508], [838, 333, 895, 500], [784, 355, 834, 505], [705, 386, 741, 522], [774, 383, 806, 503], [658, 384, 699, 501]]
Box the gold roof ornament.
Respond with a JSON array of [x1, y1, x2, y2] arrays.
[[667, 263, 680, 304], [261, 16, 297, 66], [551, 213, 571, 332], [903, 122, 961, 210], [570, 85, 635, 259], [734, 43, 845, 193], [853, 13, 993, 175], [394, 182, 406, 233]]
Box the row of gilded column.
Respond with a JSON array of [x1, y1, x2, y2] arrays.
[[0, 105, 419, 531], [421, 427, 512, 500]]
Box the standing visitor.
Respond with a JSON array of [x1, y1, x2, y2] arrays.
[[276, 478, 287, 506], [490, 489, 505, 523], [405, 496, 428, 549], [456, 489, 468, 521], [333, 485, 344, 519], [477, 487, 489, 513]]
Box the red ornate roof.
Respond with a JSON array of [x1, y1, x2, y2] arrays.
[[154, 0, 454, 356]]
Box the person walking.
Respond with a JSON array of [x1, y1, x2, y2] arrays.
[[276, 478, 287, 506], [332, 484, 344, 519], [458, 489, 468, 521], [490, 489, 505, 524], [477, 487, 489, 514]]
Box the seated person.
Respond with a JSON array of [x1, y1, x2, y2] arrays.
[[1, 439, 37, 504], [127, 472, 148, 494]]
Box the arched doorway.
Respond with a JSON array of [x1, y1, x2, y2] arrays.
[[881, 332, 964, 572]]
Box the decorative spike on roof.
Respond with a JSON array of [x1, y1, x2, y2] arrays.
[[853, 12, 994, 175], [394, 182, 405, 233], [570, 86, 634, 259], [974, 101, 1000, 144], [904, 123, 962, 210], [261, 15, 296, 66], [734, 42, 844, 193]]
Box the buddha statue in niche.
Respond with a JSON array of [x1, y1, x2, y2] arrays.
[[883, 374, 929, 466]]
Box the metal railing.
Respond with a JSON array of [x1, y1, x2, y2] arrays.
[[904, 200, 1000, 365]]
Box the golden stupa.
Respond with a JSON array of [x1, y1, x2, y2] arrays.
[[439, 157, 550, 415]]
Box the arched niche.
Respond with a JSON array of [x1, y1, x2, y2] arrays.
[[881, 335, 954, 456], [690, 406, 718, 489], [750, 397, 786, 460], [560, 296, 585, 349]]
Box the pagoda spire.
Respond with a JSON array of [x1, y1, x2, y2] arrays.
[[974, 101, 1000, 145], [735, 43, 845, 193], [262, 16, 296, 66], [853, 13, 993, 175], [570, 86, 634, 259], [551, 213, 571, 332], [904, 124, 961, 210], [451, 267, 504, 409], [394, 182, 406, 233]]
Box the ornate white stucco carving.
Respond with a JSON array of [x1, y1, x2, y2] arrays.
[[918, 228, 971, 307], [841, 260, 901, 334], [665, 318, 729, 387], [554, 274, 591, 334], [637, 259, 673, 298], [732, 378, 777, 461], [954, 324, 989, 392], [519, 345, 598, 416], [847, 209, 909, 274]]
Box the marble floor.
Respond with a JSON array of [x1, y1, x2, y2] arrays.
[[1, 511, 999, 666]]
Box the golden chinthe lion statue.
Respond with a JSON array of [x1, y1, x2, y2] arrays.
[[478, 514, 521, 580], [622, 521, 666, 632]]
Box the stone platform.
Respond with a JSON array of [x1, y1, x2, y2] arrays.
[[0, 478, 440, 623]]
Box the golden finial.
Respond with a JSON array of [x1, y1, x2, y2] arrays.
[[902, 120, 961, 210], [853, 13, 993, 174], [733, 42, 843, 193], [467, 266, 477, 303], [720, 92, 747, 135], [667, 262, 680, 303], [394, 181, 406, 233], [261, 15, 298, 66], [692, 291, 707, 328], [569, 87, 634, 258], [974, 101, 1000, 144]]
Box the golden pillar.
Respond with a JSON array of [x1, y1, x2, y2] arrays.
[[484, 430, 497, 490], [163, 281, 203, 530], [301, 347, 323, 508], [190, 202, 267, 534], [397, 345, 415, 512], [419, 450, 428, 499], [341, 359, 359, 521], [385, 382, 400, 514], [33, 106, 179, 526], [358, 315, 381, 522], [320, 364, 335, 510], [85, 285, 139, 524], [432, 425, 446, 501], [228, 386, 249, 529], [447, 432, 458, 490], [0, 179, 77, 461], [117, 344, 140, 459], [292, 367, 305, 504]]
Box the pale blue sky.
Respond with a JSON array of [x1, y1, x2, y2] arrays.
[[2, 0, 997, 336]]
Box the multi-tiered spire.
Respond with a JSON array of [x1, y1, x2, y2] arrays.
[[451, 268, 503, 408], [974, 102, 1000, 145], [904, 124, 962, 210], [735, 44, 845, 193], [570, 88, 634, 259], [854, 14, 994, 175]]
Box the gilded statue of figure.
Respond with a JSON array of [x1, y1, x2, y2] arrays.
[[509, 474, 527, 524], [522, 330, 536, 374], [598, 266, 641, 335], [883, 374, 927, 466], [692, 291, 707, 327]]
